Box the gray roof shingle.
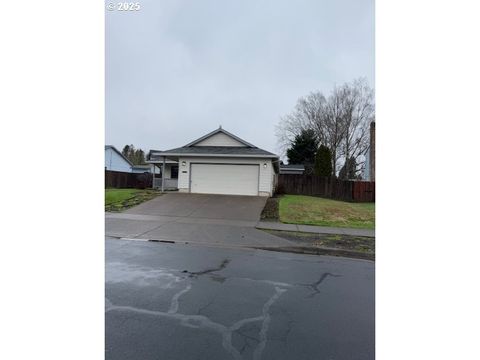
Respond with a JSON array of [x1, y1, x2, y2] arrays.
[[149, 146, 277, 160]]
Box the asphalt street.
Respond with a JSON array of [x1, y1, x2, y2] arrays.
[[106, 238, 375, 360]]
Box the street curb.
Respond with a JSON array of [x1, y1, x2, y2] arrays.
[[255, 225, 375, 238], [119, 237, 149, 242], [148, 239, 176, 244], [253, 245, 375, 261], [107, 236, 374, 261]]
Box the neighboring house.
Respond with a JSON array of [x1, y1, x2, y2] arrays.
[[279, 164, 305, 175], [105, 145, 133, 172], [148, 127, 279, 196], [106, 145, 157, 174]]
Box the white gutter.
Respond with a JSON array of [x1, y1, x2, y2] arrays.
[[147, 153, 278, 159]]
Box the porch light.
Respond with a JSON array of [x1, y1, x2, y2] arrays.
[[263, 163, 267, 168], [182, 161, 186, 166]]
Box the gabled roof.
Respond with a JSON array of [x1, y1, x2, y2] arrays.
[[105, 145, 133, 166], [184, 126, 255, 147], [148, 127, 279, 162]]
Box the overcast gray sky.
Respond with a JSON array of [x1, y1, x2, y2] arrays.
[[106, 0, 374, 155]]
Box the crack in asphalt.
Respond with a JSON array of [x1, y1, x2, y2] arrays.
[[106, 261, 345, 359], [252, 287, 286, 360], [182, 259, 231, 278], [236, 326, 260, 355], [297, 272, 341, 298], [197, 296, 217, 316], [106, 280, 287, 360], [168, 283, 192, 314]]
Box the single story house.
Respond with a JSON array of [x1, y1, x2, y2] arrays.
[[105, 145, 133, 172], [147, 127, 279, 196], [279, 164, 305, 175]]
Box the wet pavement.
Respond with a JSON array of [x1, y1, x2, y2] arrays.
[[106, 238, 375, 360]]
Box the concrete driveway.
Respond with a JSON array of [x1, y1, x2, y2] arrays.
[[105, 193, 293, 248], [124, 193, 267, 222]]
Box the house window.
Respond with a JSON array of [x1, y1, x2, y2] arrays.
[[171, 165, 179, 179]]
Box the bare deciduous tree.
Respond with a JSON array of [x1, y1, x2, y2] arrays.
[[338, 79, 375, 177], [276, 78, 375, 178], [275, 94, 321, 155], [315, 86, 345, 175]]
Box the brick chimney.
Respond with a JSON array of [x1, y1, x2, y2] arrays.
[[369, 121, 375, 182]]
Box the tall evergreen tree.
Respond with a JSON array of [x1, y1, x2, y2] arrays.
[[121, 145, 131, 157], [314, 145, 333, 176], [286, 129, 318, 165], [134, 149, 146, 165], [121, 144, 146, 165]]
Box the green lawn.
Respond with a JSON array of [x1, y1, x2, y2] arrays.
[[279, 195, 375, 229], [105, 188, 160, 212]]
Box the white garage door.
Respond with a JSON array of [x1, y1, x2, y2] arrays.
[[190, 163, 259, 196]]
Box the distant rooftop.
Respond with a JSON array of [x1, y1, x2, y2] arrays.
[[280, 164, 305, 170]]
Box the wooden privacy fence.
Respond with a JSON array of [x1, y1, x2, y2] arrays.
[[276, 175, 375, 202], [105, 170, 152, 189], [352, 180, 375, 202]]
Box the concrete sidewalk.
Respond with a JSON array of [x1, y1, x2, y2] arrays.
[[107, 213, 375, 238], [256, 221, 375, 238], [105, 213, 296, 247], [106, 212, 258, 228]]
